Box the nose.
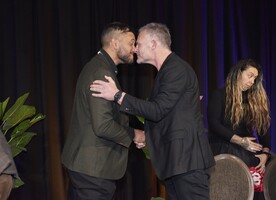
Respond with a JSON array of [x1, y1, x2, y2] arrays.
[[250, 78, 255, 85]]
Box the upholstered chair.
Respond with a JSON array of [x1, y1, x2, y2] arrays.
[[263, 153, 276, 200], [209, 154, 254, 200]]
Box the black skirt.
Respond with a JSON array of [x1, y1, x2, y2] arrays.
[[210, 141, 260, 167]]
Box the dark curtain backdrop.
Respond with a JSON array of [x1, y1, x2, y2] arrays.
[[1, 0, 275, 199]]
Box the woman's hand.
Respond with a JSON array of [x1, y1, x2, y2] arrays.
[[255, 153, 268, 173], [230, 135, 263, 153], [240, 137, 263, 153]]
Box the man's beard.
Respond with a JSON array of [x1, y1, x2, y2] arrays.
[[117, 50, 134, 64]]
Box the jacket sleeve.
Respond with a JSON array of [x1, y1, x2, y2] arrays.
[[258, 132, 271, 149], [86, 66, 134, 148], [207, 89, 234, 141], [120, 62, 191, 122]]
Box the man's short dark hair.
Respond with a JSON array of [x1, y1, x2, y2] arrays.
[[101, 22, 134, 46]]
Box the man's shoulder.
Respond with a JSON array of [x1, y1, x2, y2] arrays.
[[165, 53, 193, 72], [85, 54, 108, 68], [81, 54, 110, 75]]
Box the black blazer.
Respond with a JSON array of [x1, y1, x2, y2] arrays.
[[120, 53, 215, 180], [62, 50, 134, 180]]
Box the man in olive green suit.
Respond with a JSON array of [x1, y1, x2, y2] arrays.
[[61, 22, 145, 200]]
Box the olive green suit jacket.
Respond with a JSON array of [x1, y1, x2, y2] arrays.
[[62, 51, 134, 179]]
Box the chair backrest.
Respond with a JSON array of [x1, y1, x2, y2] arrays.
[[209, 154, 254, 200], [263, 153, 276, 200]]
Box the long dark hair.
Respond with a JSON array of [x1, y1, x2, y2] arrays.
[[225, 59, 270, 135]]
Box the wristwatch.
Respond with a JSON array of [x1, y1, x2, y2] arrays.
[[114, 90, 122, 102]]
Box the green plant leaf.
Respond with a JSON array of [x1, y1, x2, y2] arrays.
[[10, 145, 26, 158], [10, 113, 46, 139], [9, 132, 37, 157], [142, 146, 151, 159], [30, 113, 46, 124], [14, 177, 24, 188], [0, 92, 46, 188], [2, 105, 36, 131], [0, 97, 10, 121], [10, 119, 32, 139], [2, 93, 29, 121], [136, 116, 145, 124]]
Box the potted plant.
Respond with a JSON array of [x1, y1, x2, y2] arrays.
[[0, 92, 46, 188]]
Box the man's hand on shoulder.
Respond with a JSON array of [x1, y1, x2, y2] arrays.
[[90, 75, 119, 101]]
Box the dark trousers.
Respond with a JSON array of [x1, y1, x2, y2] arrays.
[[164, 169, 210, 200], [67, 169, 116, 200]]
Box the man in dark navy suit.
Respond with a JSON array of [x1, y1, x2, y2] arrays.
[[90, 22, 215, 200]]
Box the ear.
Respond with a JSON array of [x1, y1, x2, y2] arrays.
[[151, 39, 157, 50], [111, 38, 119, 50]]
